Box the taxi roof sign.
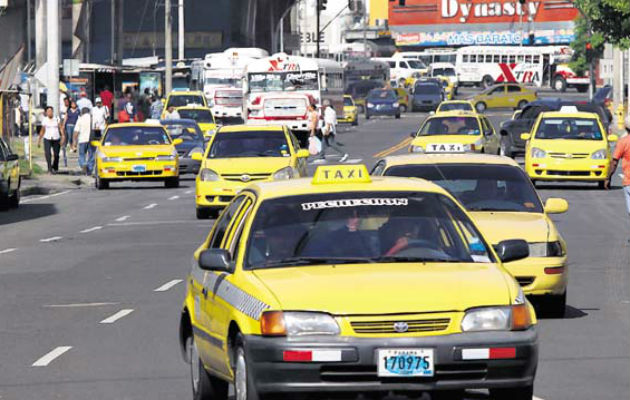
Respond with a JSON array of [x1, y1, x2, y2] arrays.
[[559, 105, 579, 113], [312, 165, 372, 185]]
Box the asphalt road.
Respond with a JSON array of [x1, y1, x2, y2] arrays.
[[0, 89, 628, 400]]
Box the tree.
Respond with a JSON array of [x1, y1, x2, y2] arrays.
[[569, 15, 605, 77], [573, 0, 630, 49]]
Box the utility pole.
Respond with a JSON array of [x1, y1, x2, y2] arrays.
[[165, 0, 173, 94], [35, 0, 46, 68], [110, 0, 115, 63], [178, 0, 184, 60], [116, 0, 124, 65], [316, 0, 320, 58], [27, 0, 32, 63], [46, 0, 60, 116]]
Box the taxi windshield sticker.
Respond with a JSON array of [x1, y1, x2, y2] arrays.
[[301, 198, 408, 211]]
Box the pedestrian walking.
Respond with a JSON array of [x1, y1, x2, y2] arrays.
[[77, 90, 93, 112], [123, 93, 137, 121], [319, 99, 348, 162], [61, 100, 80, 167], [37, 106, 66, 174], [99, 85, 114, 118], [73, 107, 94, 175], [150, 96, 164, 119], [605, 117, 630, 204], [92, 98, 109, 140], [163, 105, 181, 120], [13, 100, 22, 137]]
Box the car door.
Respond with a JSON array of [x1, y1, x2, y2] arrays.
[[196, 196, 247, 371], [0, 141, 8, 196], [512, 106, 542, 148], [287, 129, 307, 175], [485, 86, 506, 108], [480, 117, 500, 154], [505, 85, 523, 108]]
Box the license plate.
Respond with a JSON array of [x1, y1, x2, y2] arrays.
[[377, 348, 434, 377], [426, 143, 464, 153], [132, 165, 146, 172]]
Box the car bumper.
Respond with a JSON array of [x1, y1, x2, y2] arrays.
[[178, 157, 201, 175], [96, 162, 178, 180], [244, 328, 538, 394], [247, 119, 310, 132], [526, 160, 609, 181], [505, 256, 568, 296], [212, 107, 242, 119], [366, 107, 397, 115], [412, 102, 439, 110], [196, 179, 259, 208]]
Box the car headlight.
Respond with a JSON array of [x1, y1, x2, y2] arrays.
[[188, 147, 204, 157], [393, 102, 400, 108], [529, 241, 565, 257], [591, 149, 607, 159], [367, 102, 375, 108], [461, 307, 511, 332], [273, 166, 298, 180], [97, 151, 122, 163], [410, 145, 424, 153], [531, 147, 546, 158], [156, 154, 176, 161], [261, 311, 340, 336], [199, 168, 219, 181]]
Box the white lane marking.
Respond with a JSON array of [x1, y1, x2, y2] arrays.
[[44, 302, 119, 308], [22, 190, 72, 204], [168, 195, 180, 200], [100, 309, 134, 324], [185, 190, 193, 195], [40, 236, 63, 243], [154, 279, 183, 292], [143, 203, 158, 209], [32, 346, 72, 367], [108, 220, 203, 226], [0, 248, 17, 254], [533, 396, 545, 400], [80, 226, 102, 233], [115, 215, 130, 222]]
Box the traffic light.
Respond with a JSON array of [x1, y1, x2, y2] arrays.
[[585, 42, 594, 62], [319, 0, 328, 11]]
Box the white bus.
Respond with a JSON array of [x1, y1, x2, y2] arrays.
[[394, 49, 457, 66], [455, 45, 586, 90], [243, 53, 344, 143]]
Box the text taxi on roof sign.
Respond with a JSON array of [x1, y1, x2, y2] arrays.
[[179, 164, 539, 400]]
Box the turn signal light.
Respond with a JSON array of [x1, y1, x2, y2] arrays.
[[511, 304, 532, 331], [544, 266, 565, 275], [261, 311, 286, 336]]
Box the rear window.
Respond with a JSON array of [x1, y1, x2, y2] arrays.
[[344, 97, 354, 106], [166, 95, 205, 108], [368, 89, 396, 100], [414, 84, 441, 95], [534, 118, 603, 140]]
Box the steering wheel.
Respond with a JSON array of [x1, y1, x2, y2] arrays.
[[147, 139, 160, 145], [388, 238, 440, 255]]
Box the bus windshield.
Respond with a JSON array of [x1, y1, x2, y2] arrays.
[[205, 77, 241, 87], [249, 71, 318, 92]]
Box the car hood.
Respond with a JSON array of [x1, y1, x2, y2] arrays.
[[203, 157, 292, 175], [531, 138, 606, 153], [99, 145, 175, 157], [253, 263, 511, 314], [470, 211, 550, 244]]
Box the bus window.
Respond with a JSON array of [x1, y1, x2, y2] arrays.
[[493, 55, 500, 63], [533, 55, 541, 64], [501, 55, 508, 63], [525, 55, 532, 63], [509, 55, 516, 63], [516, 55, 524, 63], [485, 54, 493, 63], [470, 54, 477, 63], [462, 54, 469, 63]]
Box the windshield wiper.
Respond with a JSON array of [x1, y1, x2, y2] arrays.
[[254, 256, 372, 269], [371, 255, 458, 263]]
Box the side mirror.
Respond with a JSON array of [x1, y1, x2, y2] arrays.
[[429, 111, 435, 116], [410, 131, 416, 138], [191, 152, 203, 161], [198, 249, 232, 272], [297, 149, 310, 158], [90, 140, 101, 147], [608, 134, 618, 142], [494, 239, 529, 263], [172, 138, 184, 146], [6, 154, 19, 161], [520, 133, 531, 141], [544, 198, 569, 214]]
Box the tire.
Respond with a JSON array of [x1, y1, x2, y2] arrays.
[[490, 384, 534, 400], [517, 100, 528, 109], [553, 76, 567, 92], [8, 178, 20, 208], [482, 75, 494, 89], [598, 180, 606, 189], [233, 334, 260, 400], [188, 336, 228, 400], [165, 177, 180, 188], [395, 113, 401, 119], [475, 101, 487, 113], [399, 104, 407, 113], [95, 176, 109, 190], [351, 117, 358, 126], [543, 292, 567, 318]]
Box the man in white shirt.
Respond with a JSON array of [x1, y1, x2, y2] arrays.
[[37, 106, 66, 174], [319, 100, 347, 162], [163, 105, 181, 120], [91, 97, 109, 140], [73, 108, 94, 175], [77, 91, 93, 112]]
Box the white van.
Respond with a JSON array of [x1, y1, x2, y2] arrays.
[[428, 62, 459, 92], [372, 57, 427, 86]]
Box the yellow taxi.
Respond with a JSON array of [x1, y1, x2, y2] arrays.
[[178, 164, 538, 400], [373, 154, 569, 316], [192, 125, 309, 219], [436, 100, 475, 114], [409, 111, 500, 155], [521, 109, 617, 188], [175, 105, 217, 137], [92, 123, 182, 189], [0, 137, 20, 209], [339, 95, 359, 126], [162, 91, 208, 117], [470, 83, 537, 113], [394, 87, 410, 113], [436, 76, 455, 100]]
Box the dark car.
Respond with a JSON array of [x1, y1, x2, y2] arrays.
[[160, 119, 206, 174], [346, 79, 386, 114], [365, 89, 400, 119], [411, 81, 444, 112], [0, 137, 20, 209], [499, 98, 613, 157]]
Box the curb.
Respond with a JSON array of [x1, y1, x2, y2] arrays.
[[20, 175, 94, 198]]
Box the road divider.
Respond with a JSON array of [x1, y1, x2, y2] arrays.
[[100, 309, 134, 324], [32, 346, 72, 367], [373, 137, 413, 159], [154, 279, 183, 292]]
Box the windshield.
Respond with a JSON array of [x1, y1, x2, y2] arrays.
[[407, 60, 426, 69], [534, 117, 603, 140], [367, 89, 396, 100], [162, 124, 203, 142], [432, 68, 456, 77], [439, 102, 473, 112], [178, 109, 215, 123], [166, 95, 205, 108], [384, 164, 543, 213], [344, 97, 354, 106], [205, 77, 241, 87], [245, 191, 494, 269], [208, 130, 289, 158], [414, 84, 441, 95], [419, 116, 481, 136], [249, 71, 318, 92], [103, 127, 170, 146]]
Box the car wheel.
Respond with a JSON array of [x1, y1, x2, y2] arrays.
[[395, 113, 401, 119], [365, 112, 370, 120], [233, 334, 260, 400], [96, 176, 109, 190], [165, 177, 180, 188], [475, 102, 487, 113], [482, 75, 494, 89], [553, 76, 567, 92], [543, 292, 567, 318], [399, 104, 407, 113], [517, 100, 528, 109], [188, 336, 228, 400], [352, 118, 358, 126], [490, 384, 534, 400], [8, 178, 20, 208]]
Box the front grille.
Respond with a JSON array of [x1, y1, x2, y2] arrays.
[[516, 276, 535, 286], [546, 170, 591, 176], [122, 157, 155, 162], [548, 152, 588, 159], [221, 173, 270, 182], [350, 318, 450, 334], [116, 170, 161, 177], [320, 363, 487, 383]]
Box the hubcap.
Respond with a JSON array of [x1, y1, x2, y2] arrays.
[[235, 349, 247, 400], [555, 80, 562, 90], [190, 338, 200, 393]]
